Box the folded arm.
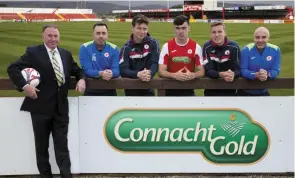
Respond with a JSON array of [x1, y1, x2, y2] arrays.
[[119, 46, 138, 78]]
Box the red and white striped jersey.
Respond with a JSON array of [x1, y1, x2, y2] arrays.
[[159, 38, 203, 73]]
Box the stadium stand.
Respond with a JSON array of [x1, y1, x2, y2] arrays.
[[112, 1, 294, 23], [0, 1, 293, 24], [0, 12, 22, 20], [60, 13, 87, 19], [0, 7, 98, 22], [22, 13, 60, 20], [114, 8, 293, 20]]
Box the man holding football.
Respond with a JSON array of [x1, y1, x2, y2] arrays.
[[7, 24, 85, 178]]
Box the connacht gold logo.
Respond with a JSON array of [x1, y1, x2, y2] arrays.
[[104, 108, 270, 164]]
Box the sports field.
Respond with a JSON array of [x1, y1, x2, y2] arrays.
[[0, 21, 293, 96]]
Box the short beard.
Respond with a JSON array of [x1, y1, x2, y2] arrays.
[[96, 42, 105, 50]]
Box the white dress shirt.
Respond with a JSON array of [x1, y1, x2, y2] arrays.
[[22, 44, 66, 89], [44, 44, 65, 83]]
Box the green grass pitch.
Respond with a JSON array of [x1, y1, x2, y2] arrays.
[[0, 21, 293, 96]]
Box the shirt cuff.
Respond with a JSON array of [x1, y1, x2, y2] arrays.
[[22, 84, 29, 90]]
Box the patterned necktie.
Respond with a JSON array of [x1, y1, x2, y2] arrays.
[[50, 50, 63, 87]]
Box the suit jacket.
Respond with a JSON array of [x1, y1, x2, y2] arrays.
[[7, 44, 85, 116]]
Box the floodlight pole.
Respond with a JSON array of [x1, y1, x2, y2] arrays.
[[128, 0, 131, 19], [222, 0, 225, 19], [167, 0, 169, 19]]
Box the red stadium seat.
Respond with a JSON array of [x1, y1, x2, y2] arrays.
[[0, 13, 22, 20]]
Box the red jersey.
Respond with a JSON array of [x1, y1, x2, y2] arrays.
[[159, 38, 203, 73]]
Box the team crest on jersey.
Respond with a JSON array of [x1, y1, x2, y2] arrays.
[[104, 52, 109, 57], [144, 44, 149, 49], [225, 50, 230, 55], [187, 49, 192, 54], [266, 56, 272, 61]]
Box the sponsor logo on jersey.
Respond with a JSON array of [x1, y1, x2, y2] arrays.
[[172, 56, 191, 63]]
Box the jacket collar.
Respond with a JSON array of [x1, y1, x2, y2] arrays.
[[44, 43, 59, 54], [130, 33, 151, 44], [211, 36, 229, 47]]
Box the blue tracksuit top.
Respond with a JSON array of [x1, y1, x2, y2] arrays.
[[79, 41, 120, 78], [241, 43, 281, 94]]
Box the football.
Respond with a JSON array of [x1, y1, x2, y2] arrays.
[[21, 68, 41, 88]]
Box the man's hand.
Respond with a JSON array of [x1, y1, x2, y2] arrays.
[[219, 71, 228, 79], [75, 79, 86, 94], [224, 69, 234, 82], [258, 69, 268, 81], [142, 70, 151, 82], [101, 69, 113, 81], [23, 84, 39, 99], [220, 70, 234, 82], [184, 67, 196, 80], [171, 68, 188, 81], [105, 69, 113, 77], [137, 68, 151, 82]]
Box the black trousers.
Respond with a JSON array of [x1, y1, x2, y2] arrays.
[[236, 90, 270, 96], [30, 111, 72, 178], [125, 89, 155, 96], [84, 89, 117, 96], [165, 89, 195, 96], [204, 89, 237, 96]]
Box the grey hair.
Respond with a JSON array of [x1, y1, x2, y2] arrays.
[[42, 24, 58, 32]]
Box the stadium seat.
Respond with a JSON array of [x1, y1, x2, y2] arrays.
[[0, 13, 22, 20]]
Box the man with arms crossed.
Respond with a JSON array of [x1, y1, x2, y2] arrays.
[[79, 22, 120, 96], [237, 27, 281, 96], [7, 24, 85, 178], [119, 14, 160, 96], [158, 15, 205, 96], [202, 22, 241, 96]]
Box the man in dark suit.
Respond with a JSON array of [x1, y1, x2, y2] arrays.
[[7, 24, 86, 178]]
